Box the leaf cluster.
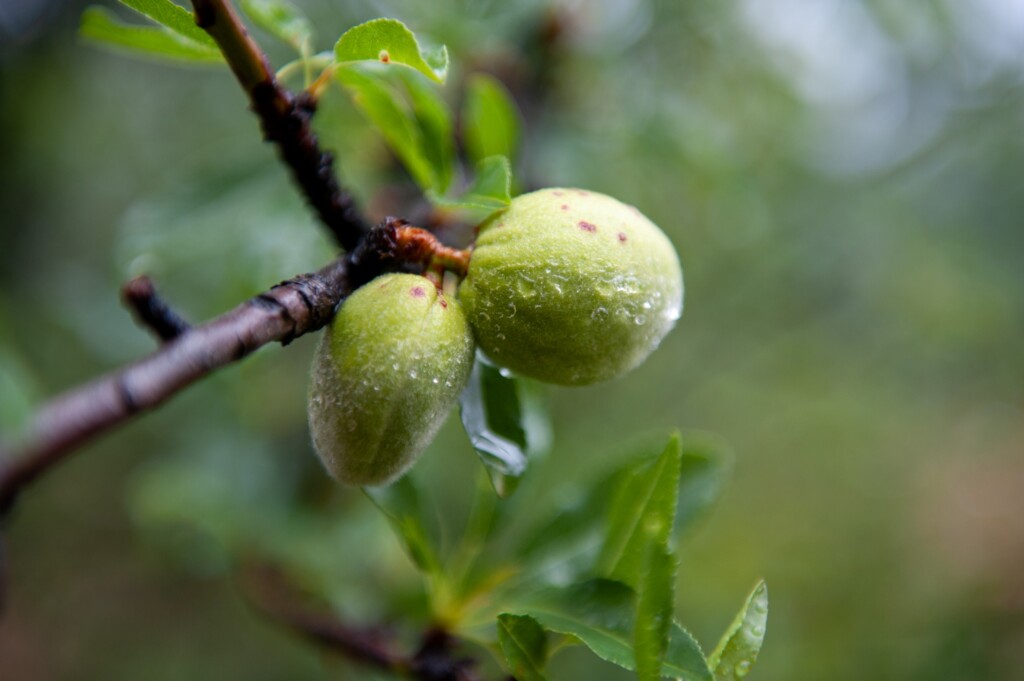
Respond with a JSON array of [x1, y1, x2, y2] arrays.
[[82, 2, 519, 220], [371, 419, 767, 680]]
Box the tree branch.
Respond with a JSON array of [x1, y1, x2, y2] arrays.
[[191, 0, 369, 251], [240, 562, 487, 681], [0, 257, 346, 515], [122, 275, 192, 342]]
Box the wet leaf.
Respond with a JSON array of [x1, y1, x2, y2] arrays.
[[597, 433, 682, 588], [458, 355, 529, 497], [708, 581, 768, 681], [334, 18, 447, 82]]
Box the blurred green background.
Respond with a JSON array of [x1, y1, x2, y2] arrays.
[[2, 0, 1024, 679]]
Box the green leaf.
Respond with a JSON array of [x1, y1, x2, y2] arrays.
[[676, 434, 731, 535], [116, 0, 217, 47], [80, 7, 224, 64], [462, 74, 522, 165], [429, 155, 512, 223], [515, 473, 617, 568], [665, 624, 712, 681], [708, 581, 768, 680], [511, 579, 711, 681], [334, 18, 448, 82], [458, 354, 529, 497], [239, 0, 312, 55], [597, 433, 683, 588], [497, 614, 549, 681], [465, 155, 513, 206], [335, 64, 438, 191], [394, 69, 455, 194], [364, 476, 441, 576], [634, 543, 677, 681], [510, 431, 726, 585]]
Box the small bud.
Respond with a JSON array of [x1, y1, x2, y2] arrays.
[[308, 273, 475, 485]]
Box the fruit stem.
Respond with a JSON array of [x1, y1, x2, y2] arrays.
[[392, 225, 471, 278], [305, 63, 337, 102]]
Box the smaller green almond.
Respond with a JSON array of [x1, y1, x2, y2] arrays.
[[308, 273, 475, 486]]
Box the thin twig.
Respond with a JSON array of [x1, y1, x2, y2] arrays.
[[240, 563, 487, 681], [122, 276, 192, 342], [0, 535, 7, 616], [191, 0, 369, 251], [240, 562, 401, 671]]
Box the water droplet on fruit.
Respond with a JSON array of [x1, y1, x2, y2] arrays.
[[611, 274, 639, 294], [591, 307, 608, 321], [735, 661, 752, 678], [516, 279, 536, 298], [408, 369, 418, 379], [499, 367, 513, 378], [634, 315, 646, 325]]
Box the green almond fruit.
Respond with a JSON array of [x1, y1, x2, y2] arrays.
[[308, 273, 475, 486], [459, 188, 683, 386]]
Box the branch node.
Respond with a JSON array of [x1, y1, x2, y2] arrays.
[[122, 276, 191, 343]]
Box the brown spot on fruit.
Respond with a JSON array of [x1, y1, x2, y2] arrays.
[[576, 190, 589, 196], [561, 204, 570, 210], [552, 190, 564, 196], [411, 286, 426, 298], [578, 221, 597, 233], [439, 298, 448, 309], [379, 50, 391, 63], [618, 232, 628, 243]]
